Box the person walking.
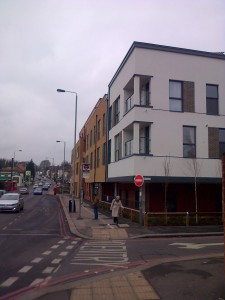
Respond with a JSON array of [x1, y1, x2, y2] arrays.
[[92, 194, 99, 220], [110, 195, 124, 225]]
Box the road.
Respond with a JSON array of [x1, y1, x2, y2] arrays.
[[0, 189, 224, 300]]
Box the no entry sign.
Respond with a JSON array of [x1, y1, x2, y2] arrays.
[[134, 174, 144, 187]]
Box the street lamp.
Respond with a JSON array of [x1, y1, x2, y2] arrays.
[[56, 89, 80, 218], [11, 149, 22, 189], [56, 141, 66, 194]]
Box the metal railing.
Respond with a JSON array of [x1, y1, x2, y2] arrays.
[[99, 200, 223, 226]]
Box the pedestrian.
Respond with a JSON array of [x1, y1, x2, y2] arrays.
[[92, 194, 99, 220], [53, 186, 57, 196], [110, 195, 124, 225]]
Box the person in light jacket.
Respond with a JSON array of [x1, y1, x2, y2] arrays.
[[110, 195, 124, 225]]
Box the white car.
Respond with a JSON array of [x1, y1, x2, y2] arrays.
[[0, 193, 24, 212]]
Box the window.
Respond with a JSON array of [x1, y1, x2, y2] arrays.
[[103, 113, 106, 136], [183, 126, 196, 158], [140, 126, 151, 154], [125, 140, 133, 156], [86, 134, 89, 150], [93, 126, 96, 144], [108, 139, 111, 164], [102, 142, 106, 165], [90, 152, 93, 170], [97, 119, 101, 140], [114, 97, 120, 125], [108, 106, 112, 130], [90, 130, 93, 147], [125, 94, 133, 113], [169, 81, 182, 112], [206, 84, 218, 115], [114, 132, 122, 161], [115, 134, 119, 161], [219, 129, 225, 158], [140, 82, 150, 106], [97, 147, 100, 167]]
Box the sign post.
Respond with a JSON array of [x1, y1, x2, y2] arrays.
[[134, 175, 144, 225]]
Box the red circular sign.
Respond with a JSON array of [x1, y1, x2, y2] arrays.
[[134, 175, 144, 187]]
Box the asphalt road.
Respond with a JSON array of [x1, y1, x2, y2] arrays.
[[0, 188, 224, 300]]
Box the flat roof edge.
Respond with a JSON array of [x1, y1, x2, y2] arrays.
[[108, 41, 225, 88]]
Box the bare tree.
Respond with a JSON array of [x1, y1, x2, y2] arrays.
[[186, 158, 202, 224], [163, 155, 171, 224]]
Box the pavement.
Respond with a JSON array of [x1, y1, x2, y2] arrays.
[[17, 193, 224, 300], [59, 195, 224, 240]]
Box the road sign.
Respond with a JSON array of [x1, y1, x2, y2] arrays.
[[134, 174, 144, 187], [82, 163, 90, 179]]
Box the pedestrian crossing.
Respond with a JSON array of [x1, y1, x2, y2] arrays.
[[71, 240, 129, 266]]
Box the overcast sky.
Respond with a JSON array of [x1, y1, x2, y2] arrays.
[[0, 0, 224, 166]]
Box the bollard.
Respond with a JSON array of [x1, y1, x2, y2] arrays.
[[186, 212, 189, 226], [69, 199, 73, 212], [72, 199, 76, 212]]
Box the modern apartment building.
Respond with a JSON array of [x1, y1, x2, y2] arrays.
[[107, 42, 225, 213], [77, 95, 110, 201]]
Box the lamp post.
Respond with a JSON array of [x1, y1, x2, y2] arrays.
[[56, 141, 66, 194], [11, 149, 22, 189], [56, 89, 80, 218]]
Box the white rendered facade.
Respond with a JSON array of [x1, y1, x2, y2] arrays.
[[108, 42, 225, 184]]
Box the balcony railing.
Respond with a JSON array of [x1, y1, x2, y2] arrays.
[[125, 94, 134, 113], [139, 137, 151, 154], [125, 139, 133, 156]]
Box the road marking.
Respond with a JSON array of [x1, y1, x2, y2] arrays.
[[71, 240, 129, 266], [71, 241, 78, 244], [66, 245, 74, 250], [42, 250, 52, 255], [32, 257, 43, 263], [18, 266, 32, 273], [30, 278, 44, 286], [51, 245, 60, 249], [58, 240, 66, 244], [170, 242, 224, 249], [59, 251, 68, 256], [51, 258, 62, 264], [1, 277, 19, 287], [42, 267, 55, 274]]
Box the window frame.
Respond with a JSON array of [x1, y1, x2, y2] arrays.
[[169, 80, 183, 112], [206, 84, 219, 115], [183, 126, 196, 158]]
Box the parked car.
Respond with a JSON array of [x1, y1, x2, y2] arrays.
[[33, 187, 43, 195], [19, 187, 29, 195], [0, 193, 24, 212], [0, 190, 6, 198], [33, 183, 38, 189], [42, 184, 49, 191]]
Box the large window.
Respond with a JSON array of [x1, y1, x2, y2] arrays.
[[206, 84, 218, 115], [108, 106, 112, 130], [114, 97, 120, 125], [103, 113, 106, 136], [97, 119, 101, 140], [115, 134, 120, 161], [108, 139, 111, 164], [90, 130, 93, 147], [169, 81, 182, 112], [183, 126, 196, 158], [97, 147, 100, 167], [102, 142, 106, 165]]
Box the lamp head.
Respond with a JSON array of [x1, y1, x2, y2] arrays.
[[57, 89, 65, 93]]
